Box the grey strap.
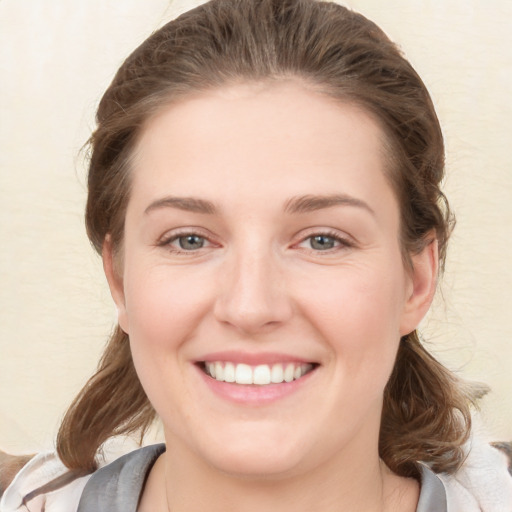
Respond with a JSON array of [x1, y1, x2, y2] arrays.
[[416, 464, 448, 512], [77, 444, 165, 512]]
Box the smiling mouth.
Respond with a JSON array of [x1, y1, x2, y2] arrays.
[[198, 361, 318, 386]]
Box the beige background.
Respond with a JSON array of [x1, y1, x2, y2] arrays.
[[1, 0, 511, 454]]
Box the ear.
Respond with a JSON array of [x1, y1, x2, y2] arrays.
[[102, 236, 130, 334], [399, 237, 438, 336]]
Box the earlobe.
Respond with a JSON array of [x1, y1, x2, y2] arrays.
[[102, 236, 130, 333], [399, 238, 438, 336]]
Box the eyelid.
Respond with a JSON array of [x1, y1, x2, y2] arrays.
[[156, 226, 355, 254], [293, 228, 355, 252], [157, 227, 219, 252]]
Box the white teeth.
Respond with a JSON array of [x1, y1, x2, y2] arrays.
[[206, 362, 215, 378], [271, 364, 284, 383], [235, 363, 252, 384], [224, 362, 235, 383], [253, 365, 271, 385], [215, 362, 224, 381], [284, 363, 295, 383], [204, 362, 314, 385]]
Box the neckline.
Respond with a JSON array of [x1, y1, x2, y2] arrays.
[[77, 444, 447, 512]]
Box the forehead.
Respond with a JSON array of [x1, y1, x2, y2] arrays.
[[129, 81, 397, 221]]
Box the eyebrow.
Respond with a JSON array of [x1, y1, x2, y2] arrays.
[[145, 196, 217, 215], [284, 194, 375, 216], [144, 193, 375, 216]]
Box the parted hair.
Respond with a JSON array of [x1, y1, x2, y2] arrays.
[[57, 0, 479, 478]]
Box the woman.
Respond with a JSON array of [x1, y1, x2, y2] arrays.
[[1, 0, 511, 510]]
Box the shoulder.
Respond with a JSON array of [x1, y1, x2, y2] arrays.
[[0, 440, 156, 512], [436, 438, 512, 512], [0, 451, 34, 499], [2, 441, 510, 512], [0, 451, 91, 512]]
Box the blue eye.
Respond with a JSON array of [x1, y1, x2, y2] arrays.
[[176, 234, 205, 250], [308, 235, 338, 250], [158, 230, 216, 255]]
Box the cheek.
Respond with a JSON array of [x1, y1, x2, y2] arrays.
[[297, 260, 407, 383], [300, 262, 406, 336], [122, 264, 214, 359], [122, 265, 215, 419]]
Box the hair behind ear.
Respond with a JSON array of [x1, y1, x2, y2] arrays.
[[379, 331, 486, 478], [56, 326, 155, 472]]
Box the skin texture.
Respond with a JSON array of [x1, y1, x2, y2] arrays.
[[104, 81, 437, 511]]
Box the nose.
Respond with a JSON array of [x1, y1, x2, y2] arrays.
[[213, 245, 293, 335]]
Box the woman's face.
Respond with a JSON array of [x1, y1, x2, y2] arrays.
[[105, 81, 435, 478]]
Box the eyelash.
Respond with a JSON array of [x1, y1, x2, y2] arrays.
[[157, 229, 354, 255], [157, 229, 215, 254], [295, 230, 354, 253]]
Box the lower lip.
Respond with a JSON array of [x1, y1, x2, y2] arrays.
[[194, 364, 317, 405]]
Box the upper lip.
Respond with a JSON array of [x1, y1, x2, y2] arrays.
[[196, 351, 318, 366]]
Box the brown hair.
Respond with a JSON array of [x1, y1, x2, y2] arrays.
[[57, 0, 480, 478]]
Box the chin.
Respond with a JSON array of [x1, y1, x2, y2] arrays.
[[209, 448, 305, 479], [188, 425, 311, 479]]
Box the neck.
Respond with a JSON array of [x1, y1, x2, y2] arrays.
[[168, 452, 382, 512], [140, 433, 419, 512]]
